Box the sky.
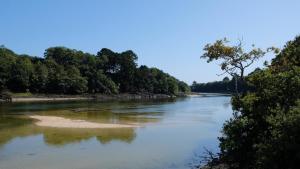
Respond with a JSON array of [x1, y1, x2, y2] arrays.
[[1, 0, 300, 84]]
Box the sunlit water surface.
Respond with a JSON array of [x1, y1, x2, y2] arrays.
[[0, 95, 232, 169]]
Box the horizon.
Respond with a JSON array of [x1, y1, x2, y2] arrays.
[[1, 0, 300, 84]]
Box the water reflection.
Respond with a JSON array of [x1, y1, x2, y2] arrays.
[[0, 116, 136, 147], [0, 100, 169, 147], [0, 96, 232, 169]]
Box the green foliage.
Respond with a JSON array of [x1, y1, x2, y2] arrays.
[[92, 70, 118, 94], [30, 61, 48, 93], [45, 58, 66, 93], [97, 48, 138, 93], [178, 81, 191, 93], [167, 77, 179, 95], [8, 57, 33, 92], [272, 36, 300, 71], [44, 47, 84, 66], [134, 65, 155, 93], [201, 39, 277, 95], [218, 36, 300, 169], [0, 47, 17, 91], [201, 38, 272, 79], [191, 77, 250, 93], [0, 46, 189, 95], [63, 66, 88, 94]]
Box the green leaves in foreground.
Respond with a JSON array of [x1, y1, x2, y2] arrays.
[[218, 36, 300, 169]]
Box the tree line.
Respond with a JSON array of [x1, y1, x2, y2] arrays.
[[191, 76, 253, 94], [0, 46, 190, 95]]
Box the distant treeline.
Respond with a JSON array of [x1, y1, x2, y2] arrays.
[[191, 76, 253, 93], [0, 46, 190, 95]]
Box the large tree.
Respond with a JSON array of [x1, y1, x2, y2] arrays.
[[201, 38, 277, 94], [97, 48, 138, 93]]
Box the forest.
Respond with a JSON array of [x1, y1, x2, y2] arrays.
[[0, 46, 190, 95]]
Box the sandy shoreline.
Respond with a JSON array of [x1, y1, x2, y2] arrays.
[[29, 115, 138, 128]]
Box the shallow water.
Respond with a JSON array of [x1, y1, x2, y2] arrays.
[[0, 95, 232, 169]]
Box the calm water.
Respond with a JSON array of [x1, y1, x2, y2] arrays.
[[0, 95, 232, 169]]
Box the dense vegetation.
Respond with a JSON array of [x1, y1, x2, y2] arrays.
[[0, 46, 190, 95], [205, 36, 300, 169], [191, 76, 252, 93]]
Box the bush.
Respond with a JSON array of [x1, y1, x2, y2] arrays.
[[218, 36, 300, 169]]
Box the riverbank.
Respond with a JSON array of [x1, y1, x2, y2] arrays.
[[1, 93, 176, 103], [29, 115, 139, 128], [11, 96, 93, 102]]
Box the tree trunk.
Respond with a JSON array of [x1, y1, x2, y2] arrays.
[[234, 75, 239, 95]]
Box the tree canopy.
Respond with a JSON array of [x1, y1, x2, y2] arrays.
[[210, 36, 300, 169], [0, 46, 190, 95], [201, 39, 277, 94]]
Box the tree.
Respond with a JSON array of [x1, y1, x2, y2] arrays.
[[8, 57, 33, 92], [97, 48, 138, 93], [30, 61, 48, 93], [45, 58, 66, 93], [201, 38, 277, 94], [134, 65, 155, 93], [118, 50, 138, 92], [167, 77, 179, 95], [217, 36, 300, 169], [151, 68, 169, 94], [91, 70, 118, 94], [44, 47, 82, 66], [64, 66, 88, 94], [0, 47, 17, 91], [178, 81, 191, 93]]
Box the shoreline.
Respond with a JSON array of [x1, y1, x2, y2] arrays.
[[11, 97, 94, 102], [29, 115, 139, 128], [0, 92, 232, 103], [2, 93, 177, 103]]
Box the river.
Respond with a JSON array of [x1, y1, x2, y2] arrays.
[[0, 94, 232, 169]]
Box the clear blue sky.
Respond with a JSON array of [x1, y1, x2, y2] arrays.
[[1, 0, 299, 84]]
